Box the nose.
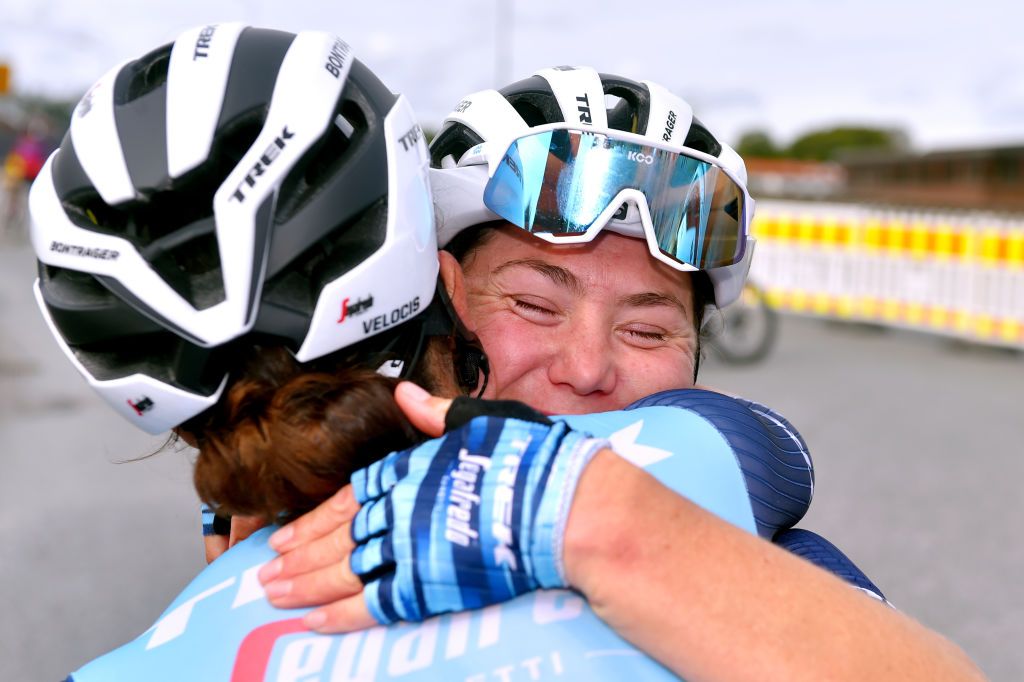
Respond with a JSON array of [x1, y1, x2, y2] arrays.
[[546, 322, 617, 397]]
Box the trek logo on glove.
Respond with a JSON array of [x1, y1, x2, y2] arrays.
[[489, 449, 522, 569]]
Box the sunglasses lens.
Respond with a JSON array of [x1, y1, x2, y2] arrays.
[[484, 129, 746, 269], [484, 130, 622, 235], [647, 159, 745, 269]]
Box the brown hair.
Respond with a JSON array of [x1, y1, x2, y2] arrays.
[[180, 346, 420, 525]]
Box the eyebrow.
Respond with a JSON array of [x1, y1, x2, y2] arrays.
[[493, 258, 691, 317], [492, 259, 586, 297], [620, 291, 691, 318]]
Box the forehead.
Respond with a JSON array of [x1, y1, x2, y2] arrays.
[[465, 225, 694, 299]]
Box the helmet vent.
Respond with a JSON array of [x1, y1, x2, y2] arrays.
[[143, 221, 224, 310], [252, 198, 390, 347], [603, 83, 644, 134], [683, 117, 723, 157], [334, 112, 355, 137], [429, 124, 483, 169], [275, 99, 364, 223], [510, 100, 551, 128], [39, 264, 220, 394], [502, 75, 565, 127], [121, 44, 172, 103]]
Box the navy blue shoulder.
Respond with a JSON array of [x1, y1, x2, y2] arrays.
[[729, 396, 809, 456], [627, 389, 814, 538], [774, 528, 888, 603]]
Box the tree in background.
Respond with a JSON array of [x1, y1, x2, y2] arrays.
[[737, 130, 781, 159], [788, 126, 908, 161], [735, 126, 908, 161]]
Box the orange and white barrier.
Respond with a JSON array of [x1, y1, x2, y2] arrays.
[[750, 200, 1024, 348]]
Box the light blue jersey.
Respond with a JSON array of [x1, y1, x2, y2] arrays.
[[69, 390, 872, 681]]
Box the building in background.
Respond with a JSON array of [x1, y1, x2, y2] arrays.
[[841, 145, 1024, 212], [745, 144, 1024, 212], [742, 144, 1024, 350], [745, 158, 846, 201]]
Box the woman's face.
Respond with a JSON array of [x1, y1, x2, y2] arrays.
[[457, 226, 698, 415]]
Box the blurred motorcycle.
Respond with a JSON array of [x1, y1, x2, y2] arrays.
[[708, 280, 778, 364]]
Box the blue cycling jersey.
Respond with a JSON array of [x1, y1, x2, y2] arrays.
[[68, 390, 878, 681]]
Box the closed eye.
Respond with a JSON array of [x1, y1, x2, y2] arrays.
[[624, 329, 667, 341], [513, 299, 556, 316]]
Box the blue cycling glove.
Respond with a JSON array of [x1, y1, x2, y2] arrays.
[[200, 504, 230, 537], [349, 399, 609, 625]]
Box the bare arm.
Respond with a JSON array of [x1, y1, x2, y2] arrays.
[[566, 448, 984, 681]]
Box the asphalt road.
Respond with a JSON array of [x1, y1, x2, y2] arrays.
[[1, 233, 1020, 681]]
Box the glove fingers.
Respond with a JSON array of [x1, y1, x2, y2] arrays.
[[350, 535, 395, 580], [362, 573, 407, 625], [350, 460, 376, 504], [351, 496, 392, 543], [351, 449, 406, 504]]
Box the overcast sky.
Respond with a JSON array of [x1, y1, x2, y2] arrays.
[[1, 0, 1021, 151]]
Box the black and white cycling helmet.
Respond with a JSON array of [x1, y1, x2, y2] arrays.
[[30, 24, 437, 434], [429, 66, 754, 307]]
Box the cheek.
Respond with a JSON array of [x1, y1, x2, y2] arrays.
[[473, 313, 550, 389], [621, 349, 696, 396]]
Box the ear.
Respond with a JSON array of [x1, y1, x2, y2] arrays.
[[438, 250, 476, 333]]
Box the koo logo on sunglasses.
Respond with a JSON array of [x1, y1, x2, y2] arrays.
[[627, 150, 654, 165]]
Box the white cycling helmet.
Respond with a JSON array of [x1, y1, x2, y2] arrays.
[[429, 66, 755, 307], [30, 24, 437, 434]]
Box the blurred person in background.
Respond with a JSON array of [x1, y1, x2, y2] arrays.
[[31, 25, 838, 680], [259, 67, 984, 680], [2, 117, 49, 235]]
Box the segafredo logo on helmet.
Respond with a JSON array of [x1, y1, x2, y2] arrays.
[[454, 99, 472, 113], [323, 37, 351, 78], [627, 150, 654, 165], [229, 126, 295, 202], [337, 295, 374, 323], [127, 396, 154, 416], [663, 110, 677, 142], [192, 25, 216, 60]]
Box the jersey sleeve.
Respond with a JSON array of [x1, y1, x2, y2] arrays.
[[626, 388, 814, 538], [729, 396, 810, 459], [773, 528, 890, 604]]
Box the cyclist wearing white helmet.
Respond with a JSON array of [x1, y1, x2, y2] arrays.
[[30, 28, 862, 681], [427, 66, 751, 400], [262, 67, 982, 680]]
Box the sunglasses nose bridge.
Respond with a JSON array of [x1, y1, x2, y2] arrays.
[[593, 188, 652, 240]]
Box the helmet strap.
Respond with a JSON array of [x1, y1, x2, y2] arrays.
[[455, 338, 490, 397], [423, 277, 491, 396]]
